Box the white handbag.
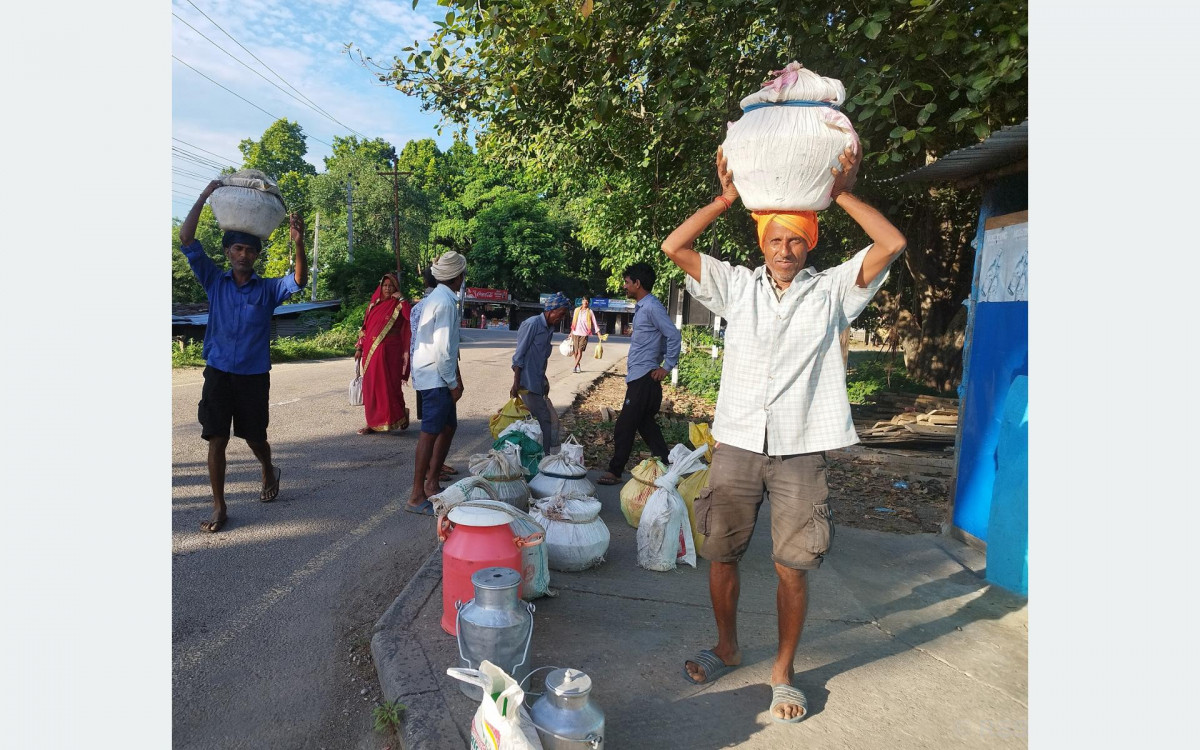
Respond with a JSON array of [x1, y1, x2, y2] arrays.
[[349, 361, 363, 406]]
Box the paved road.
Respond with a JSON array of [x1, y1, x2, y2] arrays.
[[171, 328, 628, 749]]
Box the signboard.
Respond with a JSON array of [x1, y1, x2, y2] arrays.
[[467, 287, 509, 302], [604, 298, 636, 312]]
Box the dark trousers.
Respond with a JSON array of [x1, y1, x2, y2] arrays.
[[608, 373, 670, 475]]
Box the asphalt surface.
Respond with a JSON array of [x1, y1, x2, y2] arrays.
[[171, 328, 629, 749]]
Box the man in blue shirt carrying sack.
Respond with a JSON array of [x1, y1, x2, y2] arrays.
[[510, 292, 572, 454], [179, 180, 308, 534], [595, 263, 682, 485]]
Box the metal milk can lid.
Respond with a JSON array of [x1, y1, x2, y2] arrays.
[[447, 505, 512, 527], [546, 668, 592, 698], [471, 567, 522, 591]]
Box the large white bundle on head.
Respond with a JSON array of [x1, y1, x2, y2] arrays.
[[209, 169, 287, 239], [720, 62, 859, 212]]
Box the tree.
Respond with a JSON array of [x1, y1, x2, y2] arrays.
[[378, 0, 1027, 387], [469, 190, 568, 300]]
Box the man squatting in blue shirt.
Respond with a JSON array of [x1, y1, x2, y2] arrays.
[[595, 263, 682, 485], [179, 180, 308, 533]]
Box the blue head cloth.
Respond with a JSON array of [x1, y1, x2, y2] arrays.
[[543, 292, 571, 311], [222, 230, 263, 252]]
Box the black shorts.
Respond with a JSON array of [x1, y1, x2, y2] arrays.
[[198, 365, 271, 442]]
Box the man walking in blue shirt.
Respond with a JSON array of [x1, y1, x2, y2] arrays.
[[179, 180, 308, 533], [510, 292, 572, 454], [596, 263, 681, 485]]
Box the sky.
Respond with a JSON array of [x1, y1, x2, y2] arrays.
[[171, 0, 457, 219]]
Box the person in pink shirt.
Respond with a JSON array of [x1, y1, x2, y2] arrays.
[[568, 297, 600, 373]]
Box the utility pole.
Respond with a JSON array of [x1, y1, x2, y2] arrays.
[[377, 152, 411, 273], [345, 177, 355, 262], [311, 211, 320, 301]]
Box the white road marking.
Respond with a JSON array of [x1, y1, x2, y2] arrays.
[[173, 502, 402, 673], [270, 399, 300, 407]]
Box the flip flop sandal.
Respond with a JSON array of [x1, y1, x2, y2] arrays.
[[199, 516, 227, 533], [683, 649, 735, 685], [404, 499, 436, 516], [769, 683, 809, 724], [595, 473, 622, 486], [260, 466, 281, 503], [440, 465, 459, 476]]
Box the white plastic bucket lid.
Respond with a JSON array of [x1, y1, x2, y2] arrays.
[[447, 505, 512, 527]]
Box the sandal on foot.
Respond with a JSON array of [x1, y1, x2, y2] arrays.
[[769, 683, 809, 724], [440, 464, 459, 476], [200, 516, 227, 533], [260, 466, 281, 503], [683, 649, 735, 685], [404, 499, 435, 516]]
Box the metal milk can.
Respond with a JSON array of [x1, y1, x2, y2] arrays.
[[529, 668, 605, 750], [455, 567, 535, 700]]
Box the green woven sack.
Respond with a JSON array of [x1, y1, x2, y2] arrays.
[[492, 433, 543, 478]]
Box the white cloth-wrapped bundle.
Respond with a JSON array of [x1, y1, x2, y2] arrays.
[[498, 418, 543, 445], [468, 444, 533, 511], [720, 62, 859, 211], [530, 492, 610, 572], [636, 444, 709, 572], [528, 453, 595, 499], [209, 169, 287, 239]]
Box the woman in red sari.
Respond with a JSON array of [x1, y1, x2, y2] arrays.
[[354, 272, 412, 434]]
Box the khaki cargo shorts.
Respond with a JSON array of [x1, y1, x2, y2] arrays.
[[696, 443, 834, 570]]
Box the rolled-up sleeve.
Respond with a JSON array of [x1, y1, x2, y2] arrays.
[[181, 240, 220, 290], [835, 245, 895, 324], [684, 253, 735, 318]]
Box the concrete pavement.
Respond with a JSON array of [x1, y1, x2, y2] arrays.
[[371, 363, 1028, 748]]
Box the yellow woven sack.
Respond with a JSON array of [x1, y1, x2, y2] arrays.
[[676, 466, 710, 553], [619, 457, 668, 527], [489, 397, 532, 440], [593, 333, 608, 360], [689, 421, 716, 462]]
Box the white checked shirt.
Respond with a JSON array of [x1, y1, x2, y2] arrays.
[[685, 247, 894, 455], [411, 284, 460, 390]]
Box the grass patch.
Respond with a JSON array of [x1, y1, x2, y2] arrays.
[[372, 698, 405, 734], [845, 352, 943, 403]]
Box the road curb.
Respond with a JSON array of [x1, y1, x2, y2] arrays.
[[371, 550, 463, 749]]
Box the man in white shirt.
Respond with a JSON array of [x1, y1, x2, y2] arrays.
[[662, 146, 906, 723], [406, 251, 467, 515]]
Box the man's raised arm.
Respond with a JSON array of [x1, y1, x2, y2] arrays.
[[827, 147, 907, 287], [180, 180, 221, 247], [288, 213, 309, 288]]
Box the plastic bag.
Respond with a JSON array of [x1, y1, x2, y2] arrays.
[[637, 444, 708, 571], [619, 458, 668, 527], [494, 432, 544, 478], [676, 466, 709, 553], [720, 61, 859, 211], [490, 397, 533, 440], [559, 337, 573, 356], [499, 417, 543, 445], [688, 421, 716, 462], [559, 434, 585, 465], [593, 333, 607, 360], [348, 362, 363, 406], [531, 492, 610, 572], [529, 453, 595, 499], [447, 661, 544, 750]]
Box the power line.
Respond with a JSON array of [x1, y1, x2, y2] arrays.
[[181, 0, 367, 139], [172, 55, 333, 148], [172, 147, 231, 172], [174, 12, 365, 138], [174, 167, 218, 180], [172, 137, 240, 165]]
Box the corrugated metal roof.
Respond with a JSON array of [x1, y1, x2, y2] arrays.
[[171, 299, 342, 326], [892, 120, 1027, 184]]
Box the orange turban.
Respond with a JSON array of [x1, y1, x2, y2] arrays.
[[750, 211, 819, 251]]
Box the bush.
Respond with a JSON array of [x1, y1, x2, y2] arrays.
[[845, 353, 943, 403], [676, 349, 723, 403], [173, 339, 205, 368], [270, 326, 358, 362]]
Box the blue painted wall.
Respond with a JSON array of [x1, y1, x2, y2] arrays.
[[987, 375, 1029, 594], [952, 173, 1028, 544]]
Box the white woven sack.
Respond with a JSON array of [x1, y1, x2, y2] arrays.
[[468, 446, 532, 510], [499, 417, 543, 445], [559, 434, 585, 465], [209, 169, 287, 239], [529, 453, 594, 499], [531, 492, 610, 572], [636, 444, 708, 571], [720, 62, 859, 211]]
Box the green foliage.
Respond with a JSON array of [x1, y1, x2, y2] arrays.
[[469, 191, 567, 300], [239, 119, 317, 214], [172, 208, 230, 303], [172, 339, 205, 368], [845, 352, 944, 403], [675, 350, 724, 403], [372, 699, 406, 734], [680, 324, 722, 353], [323, 245, 419, 308], [269, 326, 358, 363]]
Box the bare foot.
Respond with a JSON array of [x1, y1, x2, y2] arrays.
[[200, 509, 227, 533], [684, 646, 741, 684], [423, 479, 442, 498], [357, 426, 372, 435]]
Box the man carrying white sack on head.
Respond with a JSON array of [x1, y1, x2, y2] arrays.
[[662, 144, 906, 724]]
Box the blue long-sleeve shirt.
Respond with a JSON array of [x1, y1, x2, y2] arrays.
[[626, 293, 681, 382], [181, 239, 300, 374], [512, 313, 554, 395]]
